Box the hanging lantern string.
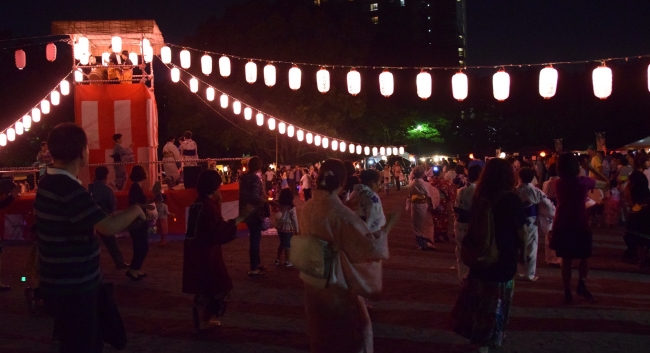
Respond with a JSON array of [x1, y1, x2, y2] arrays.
[[0, 34, 70, 43], [0, 38, 69, 51], [0, 68, 75, 135], [163, 59, 406, 151], [166, 42, 650, 70]]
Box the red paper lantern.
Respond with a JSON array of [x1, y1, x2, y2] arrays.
[[46, 43, 57, 62], [15, 49, 26, 70]]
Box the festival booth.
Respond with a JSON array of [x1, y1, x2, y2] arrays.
[[615, 136, 650, 152]]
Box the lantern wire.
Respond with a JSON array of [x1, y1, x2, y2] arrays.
[[0, 38, 69, 51], [0, 34, 69, 43]]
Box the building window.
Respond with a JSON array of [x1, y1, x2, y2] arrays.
[[370, 3, 378, 11], [371, 16, 379, 24], [400, 0, 406, 6]]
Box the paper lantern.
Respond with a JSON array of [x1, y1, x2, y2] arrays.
[[264, 63, 276, 86], [79, 53, 90, 65], [648, 64, 650, 92], [46, 43, 57, 62], [492, 70, 510, 101], [347, 69, 362, 96], [60, 80, 70, 95], [23, 115, 32, 130], [141, 38, 151, 53], [76, 37, 89, 59], [289, 66, 301, 90], [278, 122, 286, 134], [161, 46, 172, 64], [416, 71, 432, 99], [379, 70, 394, 97], [287, 125, 295, 137], [233, 101, 241, 114], [314, 135, 321, 146], [217, 94, 226, 108], [206, 87, 215, 101], [316, 68, 330, 93], [297, 129, 304, 141], [380, 147, 386, 155], [539, 66, 558, 99], [180, 49, 191, 69], [356, 145, 362, 154], [256, 113, 264, 126], [244, 107, 252, 120], [0, 133, 6, 146], [189, 77, 199, 93], [143, 46, 153, 63], [364, 146, 370, 155], [30, 108, 40, 124], [452, 72, 468, 101], [15, 121, 24, 135], [41, 100, 50, 114], [399, 146, 405, 154], [219, 56, 231, 77], [201, 54, 212, 75], [592, 65, 612, 99], [372, 147, 378, 156], [331, 140, 338, 151], [322, 137, 329, 149], [348, 144, 355, 154], [50, 91, 60, 106], [306, 133, 313, 144], [74, 68, 83, 82], [245, 61, 257, 83], [171, 67, 180, 82], [129, 52, 138, 65], [387, 147, 392, 156], [7, 128, 16, 141], [111, 36, 122, 53], [340, 142, 347, 152], [102, 52, 110, 66], [392, 147, 398, 155], [268, 118, 276, 131]]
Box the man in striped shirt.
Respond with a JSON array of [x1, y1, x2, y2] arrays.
[[35, 123, 145, 353]]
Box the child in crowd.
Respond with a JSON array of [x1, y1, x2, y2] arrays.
[[275, 188, 299, 267], [516, 167, 555, 281], [156, 194, 175, 245], [603, 180, 621, 227]]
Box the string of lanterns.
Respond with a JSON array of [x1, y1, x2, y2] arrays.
[[71, 35, 155, 66], [163, 43, 650, 101], [163, 60, 408, 157], [0, 73, 73, 147]]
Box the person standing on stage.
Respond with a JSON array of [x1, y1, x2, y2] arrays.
[[111, 133, 135, 191], [180, 131, 199, 166], [162, 135, 182, 185]]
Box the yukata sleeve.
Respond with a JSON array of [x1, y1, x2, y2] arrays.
[[338, 212, 389, 263]]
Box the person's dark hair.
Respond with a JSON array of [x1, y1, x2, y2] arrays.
[[467, 164, 482, 183], [474, 158, 515, 202], [518, 167, 536, 184], [628, 170, 650, 204], [184, 131, 192, 139], [412, 165, 425, 179], [95, 166, 109, 181], [634, 154, 648, 170], [247, 156, 262, 173], [610, 179, 618, 189], [557, 153, 580, 178], [506, 157, 516, 165], [359, 169, 381, 186], [112, 133, 122, 142], [455, 165, 465, 175], [129, 165, 147, 182], [167, 135, 175, 142], [343, 161, 356, 178], [48, 123, 88, 163], [620, 157, 629, 167], [278, 188, 294, 209], [547, 163, 557, 178], [196, 169, 222, 197], [121, 50, 128, 56], [316, 159, 347, 193], [40, 141, 47, 147]]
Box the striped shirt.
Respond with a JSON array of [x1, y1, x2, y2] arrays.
[[35, 168, 107, 295]]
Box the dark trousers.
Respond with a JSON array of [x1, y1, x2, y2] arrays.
[[99, 233, 125, 267], [394, 176, 401, 191], [303, 188, 312, 201], [246, 218, 263, 271], [129, 228, 149, 270], [44, 287, 104, 353]]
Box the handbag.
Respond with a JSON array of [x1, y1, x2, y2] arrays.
[[98, 283, 127, 350], [290, 235, 337, 286]]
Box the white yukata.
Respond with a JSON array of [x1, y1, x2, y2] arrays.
[[453, 182, 476, 281], [408, 178, 440, 249], [349, 184, 387, 233], [162, 141, 181, 184], [180, 138, 198, 166], [299, 190, 389, 353], [516, 183, 555, 280]]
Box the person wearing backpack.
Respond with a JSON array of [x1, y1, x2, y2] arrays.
[[451, 158, 526, 353]]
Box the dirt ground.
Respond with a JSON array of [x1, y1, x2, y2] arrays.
[[1, 187, 650, 353]]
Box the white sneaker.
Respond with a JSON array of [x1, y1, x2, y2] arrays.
[[284, 261, 293, 267]]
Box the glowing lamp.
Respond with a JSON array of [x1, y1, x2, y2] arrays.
[[416, 71, 432, 99], [161, 46, 172, 64], [348, 144, 355, 154], [46, 43, 57, 62], [297, 129, 304, 141], [50, 91, 60, 106], [380, 147, 386, 155], [372, 147, 378, 156], [364, 146, 370, 155], [233, 101, 241, 114], [340, 142, 347, 152], [220, 94, 228, 108], [287, 125, 295, 137], [219, 56, 231, 77], [493, 70, 510, 101], [15, 121, 24, 135], [322, 137, 329, 149], [102, 52, 110, 66], [539, 66, 558, 99], [356, 145, 362, 154], [592, 65, 612, 99], [347, 69, 361, 95], [469, 153, 474, 159], [256, 113, 264, 126], [289, 66, 301, 90], [74, 69, 83, 82], [30, 108, 40, 124], [129, 52, 138, 65], [331, 140, 338, 151], [399, 146, 405, 154], [180, 49, 191, 69], [0, 133, 6, 146], [244, 107, 252, 120], [314, 135, 321, 146], [60, 80, 70, 95], [243, 61, 256, 83], [143, 46, 153, 63], [171, 67, 180, 82], [452, 72, 468, 101], [268, 118, 276, 131], [201, 54, 212, 75], [41, 100, 50, 114], [76, 37, 89, 58], [393, 147, 398, 155], [279, 122, 286, 134], [387, 147, 392, 156], [499, 152, 506, 158], [264, 63, 276, 86], [316, 68, 330, 93], [23, 115, 32, 130], [7, 128, 16, 141], [189, 77, 198, 93], [540, 151, 547, 158], [648, 64, 650, 92], [206, 87, 215, 101], [111, 36, 122, 53], [306, 133, 313, 144], [379, 70, 394, 97], [142, 39, 151, 53], [79, 53, 90, 65]]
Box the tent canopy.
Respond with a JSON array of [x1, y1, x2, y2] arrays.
[[52, 20, 165, 55], [616, 136, 650, 150]]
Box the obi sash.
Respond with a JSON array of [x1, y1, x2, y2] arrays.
[[182, 149, 197, 156], [524, 204, 538, 218]]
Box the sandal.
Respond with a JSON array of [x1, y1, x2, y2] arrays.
[[248, 270, 265, 276], [275, 259, 281, 266], [125, 271, 142, 281]]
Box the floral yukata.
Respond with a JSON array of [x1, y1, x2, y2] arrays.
[[430, 177, 457, 240], [349, 184, 387, 233]]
